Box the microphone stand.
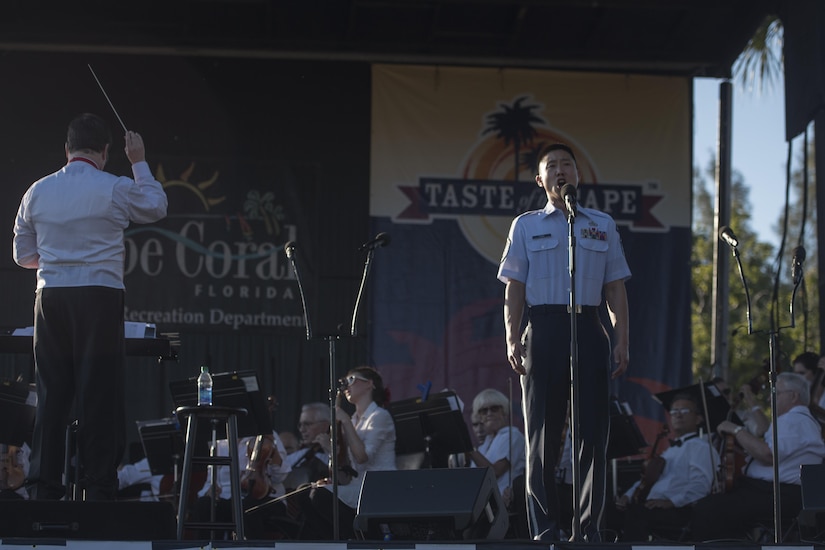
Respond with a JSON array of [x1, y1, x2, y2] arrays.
[[725, 240, 784, 543], [566, 208, 583, 542], [285, 243, 342, 539], [351, 246, 378, 338], [286, 236, 386, 540]]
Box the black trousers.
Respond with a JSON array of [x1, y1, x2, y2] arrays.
[[27, 286, 126, 501], [522, 306, 610, 540], [691, 476, 803, 541]]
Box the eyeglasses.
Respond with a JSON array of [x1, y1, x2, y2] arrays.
[[342, 374, 370, 388], [477, 405, 503, 416], [297, 420, 326, 429], [472, 422, 484, 428], [669, 408, 694, 416]]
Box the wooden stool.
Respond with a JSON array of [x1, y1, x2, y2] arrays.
[[175, 405, 247, 540]]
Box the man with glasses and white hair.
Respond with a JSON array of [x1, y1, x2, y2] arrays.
[[284, 402, 332, 490], [691, 372, 825, 541]]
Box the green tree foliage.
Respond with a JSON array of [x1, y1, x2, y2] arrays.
[[734, 16, 784, 95], [773, 139, 820, 355], [691, 158, 813, 394], [694, 16, 821, 397]]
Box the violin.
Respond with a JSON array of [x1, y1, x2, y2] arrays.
[[240, 434, 277, 500], [632, 426, 668, 504], [333, 389, 358, 482], [716, 371, 764, 492]]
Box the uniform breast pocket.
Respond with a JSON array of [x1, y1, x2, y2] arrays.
[[527, 237, 561, 277], [578, 238, 608, 281]]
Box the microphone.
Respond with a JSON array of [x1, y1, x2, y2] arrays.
[[719, 226, 739, 249], [284, 241, 296, 259], [792, 245, 806, 285], [560, 184, 577, 218], [358, 232, 391, 251]]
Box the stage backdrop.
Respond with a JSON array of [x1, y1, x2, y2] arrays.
[[367, 65, 694, 444], [0, 54, 693, 453]]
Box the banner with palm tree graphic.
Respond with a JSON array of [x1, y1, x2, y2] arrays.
[[368, 64, 693, 448]]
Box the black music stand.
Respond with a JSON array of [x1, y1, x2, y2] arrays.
[[0, 379, 35, 446], [169, 370, 272, 441], [389, 391, 473, 468], [607, 399, 647, 459], [137, 417, 185, 476], [655, 382, 731, 433]]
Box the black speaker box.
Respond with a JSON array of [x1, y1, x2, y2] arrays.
[[0, 500, 177, 540], [354, 467, 508, 541]]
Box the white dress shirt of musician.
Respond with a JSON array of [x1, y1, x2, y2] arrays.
[[324, 368, 397, 510], [197, 433, 290, 499], [331, 399, 396, 509], [621, 398, 719, 508], [468, 389, 526, 497], [717, 372, 825, 485]]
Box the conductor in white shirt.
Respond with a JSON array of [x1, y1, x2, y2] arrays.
[[13, 113, 167, 501]]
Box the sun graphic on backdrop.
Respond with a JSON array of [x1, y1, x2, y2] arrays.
[[458, 127, 599, 263], [156, 162, 226, 212]]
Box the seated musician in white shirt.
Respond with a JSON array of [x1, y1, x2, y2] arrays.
[[692, 372, 825, 541], [616, 393, 719, 541]]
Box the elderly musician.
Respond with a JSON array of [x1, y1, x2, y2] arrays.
[[284, 402, 331, 491], [691, 372, 825, 541]]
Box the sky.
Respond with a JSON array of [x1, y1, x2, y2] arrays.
[[693, 76, 793, 249]]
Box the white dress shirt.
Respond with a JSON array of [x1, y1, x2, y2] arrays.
[[746, 405, 825, 485], [624, 432, 720, 508], [325, 401, 396, 509], [13, 159, 167, 288], [198, 433, 290, 499], [471, 425, 526, 496]]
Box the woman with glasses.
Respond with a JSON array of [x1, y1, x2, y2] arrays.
[[297, 366, 396, 540]]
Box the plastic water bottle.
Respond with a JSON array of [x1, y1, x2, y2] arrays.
[[197, 366, 213, 406]]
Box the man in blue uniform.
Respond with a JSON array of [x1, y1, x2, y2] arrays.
[[498, 143, 630, 541]]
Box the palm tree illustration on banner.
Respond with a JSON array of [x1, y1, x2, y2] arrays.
[[243, 190, 284, 236], [482, 96, 543, 182]]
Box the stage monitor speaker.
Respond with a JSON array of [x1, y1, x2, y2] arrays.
[[799, 463, 825, 540], [353, 467, 508, 541], [0, 500, 176, 540]]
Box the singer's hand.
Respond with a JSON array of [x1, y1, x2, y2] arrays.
[[124, 131, 146, 164], [507, 339, 526, 375], [611, 341, 629, 379]]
